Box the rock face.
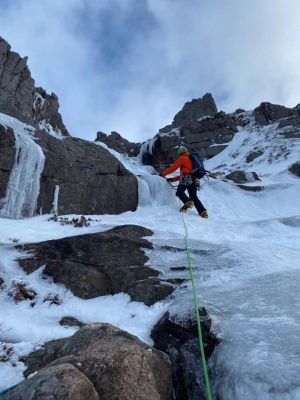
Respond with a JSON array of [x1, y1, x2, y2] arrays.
[[34, 130, 138, 215], [0, 124, 15, 200], [17, 225, 174, 305], [0, 37, 68, 136], [95, 130, 140, 156], [151, 309, 220, 400], [4, 323, 172, 400], [159, 93, 218, 133]]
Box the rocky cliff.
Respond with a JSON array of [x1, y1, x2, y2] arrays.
[[159, 93, 218, 133], [0, 37, 68, 136], [0, 37, 139, 217], [137, 98, 300, 174]]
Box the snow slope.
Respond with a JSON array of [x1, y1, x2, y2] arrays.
[[0, 112, 300, 399]]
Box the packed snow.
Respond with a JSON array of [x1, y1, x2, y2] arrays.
[[0, 111, 300, 399]]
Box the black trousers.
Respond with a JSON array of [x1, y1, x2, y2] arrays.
[[176, 183, 206, 214]]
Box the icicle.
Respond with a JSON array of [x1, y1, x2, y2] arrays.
[[138, 138, 156, 162], [51, 185, 60, 215]]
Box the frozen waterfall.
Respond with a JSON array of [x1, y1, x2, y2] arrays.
[[0, 114, 45, 219], [95, 141, 177, 207]]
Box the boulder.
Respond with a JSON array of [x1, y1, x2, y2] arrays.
[[2, 363, 99, 400], [246, 150, 264, 163], [151, 308, 220, 400], [22, 323, 172, 400], [289, 161, 300, 178], [225, 170, 261, 184], [17, 225, 174, 305]]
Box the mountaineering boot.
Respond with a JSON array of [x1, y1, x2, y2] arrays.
[[180, 201, 194, 213], [200, 210, 208, 218]]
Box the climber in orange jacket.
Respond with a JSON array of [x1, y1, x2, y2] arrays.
[[160, 146, 208, 217]]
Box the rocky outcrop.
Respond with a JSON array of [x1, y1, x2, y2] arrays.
[[223, 170, 264, 192], [34, 87, 68, 136], [95, 130, 140, 156], [4, 323, 172, 400], [253, 102, 300, 138], [289, 161, 300, 178], [0, 37, 68, 135], [139, 99, 300, 173], [17, 225, 174, 305], [254, 101, 300, 127], [159, 93, 218, 133], [246, 150, 264, 163], [141, 110, 242, 170], [151, 308, 220, 400], [225, 170, 261, 184], [237, 184, 264, 192]]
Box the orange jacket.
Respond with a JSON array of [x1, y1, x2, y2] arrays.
[[161, 151, 193, 182]]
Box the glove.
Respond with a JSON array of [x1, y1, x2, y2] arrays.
[[167, 178, 173, 183]]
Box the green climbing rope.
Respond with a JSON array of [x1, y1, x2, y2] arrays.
[[181, 212, 212, 400]]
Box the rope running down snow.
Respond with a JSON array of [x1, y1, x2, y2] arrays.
[[180, 202, 212, 400]]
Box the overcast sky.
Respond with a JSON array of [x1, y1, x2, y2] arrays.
[[1, 0, 300, 143]]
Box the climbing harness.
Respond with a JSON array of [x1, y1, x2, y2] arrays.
[[179, 174, 194, 186], [180, 204, 212, 400]]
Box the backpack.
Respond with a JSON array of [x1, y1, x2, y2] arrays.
[[189, 152, 208, 179]]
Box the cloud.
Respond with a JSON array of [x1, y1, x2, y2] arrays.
[[1, 0, 300, 143]]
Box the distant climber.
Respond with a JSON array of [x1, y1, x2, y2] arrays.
[[160, 147, 208, 218]]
